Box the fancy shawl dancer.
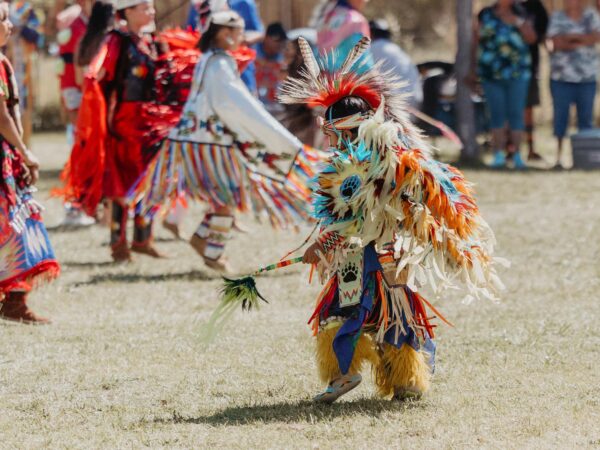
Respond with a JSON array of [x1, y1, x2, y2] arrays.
[[275, 37, 505, 403], [60, 0, 188, 262], [0, 3, 59, 324], [129, 0, 323, 272]]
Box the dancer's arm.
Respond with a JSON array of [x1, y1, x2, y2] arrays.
[[206, 55, 303, 155], [0, 100, 39, 185]]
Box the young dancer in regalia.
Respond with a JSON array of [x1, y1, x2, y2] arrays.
[[278, 37, 504, 403], [129, 1, 321, 272], [61, 0, 186, 262], [0, 3, 60, 324]]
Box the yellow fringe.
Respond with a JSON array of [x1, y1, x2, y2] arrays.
[[315, 323, 380, 384], [374, 343, 431, 398]]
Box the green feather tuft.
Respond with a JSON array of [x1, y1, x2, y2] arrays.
[[200, 276, 269, 345], [220, 276, 268, 311]]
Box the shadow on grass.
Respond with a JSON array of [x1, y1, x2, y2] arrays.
[[46, 224, 98, 233], [73, 268, 300, 287], [149, 398, 425, 427], [63, 261, 115, 269], [72, 270, 220, 286]]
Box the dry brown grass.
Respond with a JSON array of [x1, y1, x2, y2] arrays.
[[1, 131, 599, 449]]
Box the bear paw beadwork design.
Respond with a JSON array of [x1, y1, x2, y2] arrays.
[[341, 262, 359, 283]]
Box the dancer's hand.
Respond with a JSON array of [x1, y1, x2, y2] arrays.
[[22, 149, 40, 185], [303, 241, 324, 265]]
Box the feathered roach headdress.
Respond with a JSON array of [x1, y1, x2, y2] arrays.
[[279, 36, 427, 152]]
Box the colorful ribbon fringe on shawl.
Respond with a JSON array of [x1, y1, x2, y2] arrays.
[[128, 142, 326, 229], [54, 28, 257, 216]]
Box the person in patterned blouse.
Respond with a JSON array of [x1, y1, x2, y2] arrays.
[[473, 0, 537, 169], [547, 0, 600, 168]]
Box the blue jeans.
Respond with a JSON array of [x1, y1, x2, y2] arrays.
[[550, 80, 597, 138], [481, 78, 530, 131]]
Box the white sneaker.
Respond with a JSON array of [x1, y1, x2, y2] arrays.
[[61, 207, 96, 228]]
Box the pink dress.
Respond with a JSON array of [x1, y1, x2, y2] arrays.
[[316, 3, 370, 54]]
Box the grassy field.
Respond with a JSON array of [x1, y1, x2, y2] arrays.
[[0, 131, 599, 449]]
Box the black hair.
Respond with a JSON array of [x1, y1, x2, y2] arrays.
[[369, 19, 392, 41], [77, 1, 114, 66], [325, 96, 372, 121], [324, 96, 372, 137], [199, 23, 227, 52], [265, 22, 287, 41]]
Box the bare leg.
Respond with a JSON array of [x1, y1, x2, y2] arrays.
[[509, 130, 527, 169], [490, 127, 508, 152], [556, 137, 564, 167], [524, 107, 541, 159], [508, 130, 523, 155], [490, 127, 508, 167]]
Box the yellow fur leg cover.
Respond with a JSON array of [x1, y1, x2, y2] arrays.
[[375, 343, 431, 398], [315, 324, 380, 384]]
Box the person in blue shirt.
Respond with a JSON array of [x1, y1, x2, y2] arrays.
[[187, 0, 264, 93]]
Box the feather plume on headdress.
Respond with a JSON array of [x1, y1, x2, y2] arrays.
[[279, 36, 429, 154]]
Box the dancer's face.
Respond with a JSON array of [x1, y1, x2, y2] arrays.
[[217, 26, 243, 51], [323, 129, 355, 149], [0, 4, 13, 48], [125, 2, 155, 29]]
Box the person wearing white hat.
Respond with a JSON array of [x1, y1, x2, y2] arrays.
[[129, 1, 319, 273], [63, 0, 166, 262]]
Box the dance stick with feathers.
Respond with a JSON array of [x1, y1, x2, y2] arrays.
[[200, 257, 304, 343]]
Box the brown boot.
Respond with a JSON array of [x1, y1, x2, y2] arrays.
[[0, 292, 51, 325], [111, 241, 132, 262], [131, 240, 166, 258]]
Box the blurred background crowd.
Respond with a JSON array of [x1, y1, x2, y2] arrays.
[[7, 0, 600, 170]]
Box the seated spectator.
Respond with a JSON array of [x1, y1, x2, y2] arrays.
[[547, 0, 600, 168], [256, 22, 287, 113], [369, 18, 423, 107]]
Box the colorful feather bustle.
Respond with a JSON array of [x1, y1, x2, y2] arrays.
[[128, 143, 326, 228]]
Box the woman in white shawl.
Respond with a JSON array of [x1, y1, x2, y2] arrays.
[[130, 1, 319, 272]]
